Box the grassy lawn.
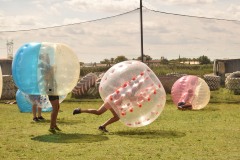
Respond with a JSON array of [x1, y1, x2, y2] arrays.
[[0, 89, 239, 160]]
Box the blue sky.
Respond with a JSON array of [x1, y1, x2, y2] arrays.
[[1, 0, 240, 62]]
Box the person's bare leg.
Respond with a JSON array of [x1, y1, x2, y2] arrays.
[[101, 108, 120, 128], [32, 105, 37, 119], [37, 107, 42, 117], [37, 107, 45, 120], [50, 99, 59, 129], [75, 102, 120, 132], [81, 103, 108, 115]]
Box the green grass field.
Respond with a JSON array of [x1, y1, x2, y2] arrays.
[[0, 89, 239, 160]]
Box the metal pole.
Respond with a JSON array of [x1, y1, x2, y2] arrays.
[[140, 0, 144, 62]]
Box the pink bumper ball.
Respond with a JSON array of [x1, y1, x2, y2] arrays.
[[99, 60, 166, 127], [171, 75, 210, 110]]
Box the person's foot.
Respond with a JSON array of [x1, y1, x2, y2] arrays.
[[73, 108, 81, 115], [33, 117, 39, 122], [54, 125, 62, 131], [182, 105, 192, 110], [178, 105, 192, 110], [98, 126, 109, 133], [178, 102, 185, 106], [37, 116, 45, 121], [48, 128, 56, 134]]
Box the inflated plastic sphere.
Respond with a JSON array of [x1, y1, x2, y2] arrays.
[[0, 66, 2, 98], [171, 75, 210, 110], [16, 90, 52, 112], [12, 42, 80, 95], [99, 60, 166, 127], [27, 94, 66, 109], [16, 90, 66, 112]]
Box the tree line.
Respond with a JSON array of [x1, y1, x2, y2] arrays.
[[99, 55, 212, 65]]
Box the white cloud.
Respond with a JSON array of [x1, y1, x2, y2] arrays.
[[226, 4, 240, 20], [63, 18, 84, 24], [65, 0, 139, 12], [16, 16, 38, 26], [162, 0, 216, 5], [49, 4, 62, 15], [1, 8, 240, 62], [0, 15, 41, 31], [1, 0, 240, 62]]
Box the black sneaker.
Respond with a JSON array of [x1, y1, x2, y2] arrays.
[[54, 125, 62, 131], [73, 108, 81, 115], [38, 116, 45, 121], [48, 128, 56, 134], [182, 105, 192, 110], [98, 126, 109, 133], [178, 102, 185, 106], [178, 105, 192, 110], [33, 117, 39, 122]]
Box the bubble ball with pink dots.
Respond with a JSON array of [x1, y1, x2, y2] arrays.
[[99, 60, 166, 127], [171, 75, 210, 110]]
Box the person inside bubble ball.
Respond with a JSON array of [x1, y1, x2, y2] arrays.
[[73, 102, 119, 133], [32, 104, 45, 122], [72, 77, 147, 133], [48, 95, 61, 134], [28, 95, 45, 122], [38, 53, 56, 91], [177, 89, 194, 110], [30, 94, 62, 134], [37, 53, 61, 134]]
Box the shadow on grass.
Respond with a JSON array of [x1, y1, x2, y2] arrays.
[[114, 129, 185, 139], [176, 107, 220, 112], [210, 101, 240, 104], [197, 107, 220, 112], [31, 119, 83, 125], [31, 133, 109, 143]]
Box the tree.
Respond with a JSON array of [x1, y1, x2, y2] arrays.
[[100, 59, 112, 66], [114, 56, 128, 63], [110, 58, 115, 64], [198, 55, 211, 65], [160, 57, 169, 64], [137, 54, 152, 61], [100, 59, 110, 64]]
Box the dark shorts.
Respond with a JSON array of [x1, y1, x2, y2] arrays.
[[48, 95, 59, 101]]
